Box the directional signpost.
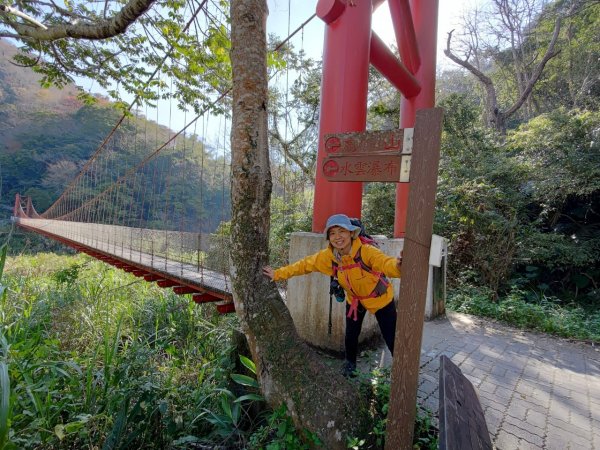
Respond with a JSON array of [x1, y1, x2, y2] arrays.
[[322, 108, 446, 450], [321, 128, 414, 183]]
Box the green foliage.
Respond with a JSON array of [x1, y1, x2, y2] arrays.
[[0, 243, 10, 450], [507, 109, 600, 300], [1, 252, 244, 449], [434, 95, 599, 305], [2, 1, 232, 114], [2, 254, 332, 449], [198, 356, 265, 448], [436, 94, 528, 294], [347, 368, 438, 449], [448, 284, 600, 342], [247, 404, 322, 450], [268, 194, 312, 268], [362, 183, 395, 238], [534, 2, 600, 111]]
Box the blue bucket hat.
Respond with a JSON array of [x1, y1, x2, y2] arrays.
[[324, 214, 360, 239]]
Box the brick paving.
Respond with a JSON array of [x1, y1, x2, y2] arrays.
[[370, 311, 600, 449]]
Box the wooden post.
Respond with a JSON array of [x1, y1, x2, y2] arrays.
[[385, 107, 444, 449]]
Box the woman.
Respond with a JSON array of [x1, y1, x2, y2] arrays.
[[263, 213, 402, 377]]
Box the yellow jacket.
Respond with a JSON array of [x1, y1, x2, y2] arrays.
[[273, 238, 401, 314]]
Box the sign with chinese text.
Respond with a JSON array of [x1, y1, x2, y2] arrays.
[[322, 154, 412, 182], [324, 128, 413, 155], [321, 129, 413, 182]]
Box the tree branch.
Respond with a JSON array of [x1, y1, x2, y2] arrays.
[[2, 0, 156, 41], [269, 115, 314, 178], [8, 48, 42, 67], [0, 5, 48, 29], [504, 16, 562, 118], [444, 29, 494, 88]]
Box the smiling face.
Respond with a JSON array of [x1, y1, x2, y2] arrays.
[[327, 226, 353, 255]]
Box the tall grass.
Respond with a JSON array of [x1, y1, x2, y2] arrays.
[[1, 252, 243, 449], [1, 243, 11, 450]]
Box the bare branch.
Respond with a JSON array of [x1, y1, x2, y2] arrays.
[[0, 4, 48, 29], [0, 32, 24, 39], [269, 115, 314, 179], [504, 16, 562, 118], [444, 29, 494, 87], [2, 0, 156, 41]]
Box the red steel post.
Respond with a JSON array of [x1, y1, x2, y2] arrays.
[[312, 0, 372, 232], [394, 0, 439, 237], [388, 0, 421, 74], [370, 32, 421, 99]]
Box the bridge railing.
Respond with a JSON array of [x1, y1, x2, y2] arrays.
[[13, 218, 230, 279]]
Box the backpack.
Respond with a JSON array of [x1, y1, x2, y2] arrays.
[[327, 219, 389, 332]]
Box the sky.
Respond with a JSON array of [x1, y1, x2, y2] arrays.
[[267, 0, 479, 71], [93, 0, 481, 139]]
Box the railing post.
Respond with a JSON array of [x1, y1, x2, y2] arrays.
[[197, 233, 201, 272]]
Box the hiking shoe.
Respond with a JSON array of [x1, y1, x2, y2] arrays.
[[341, 360, 357, 378]]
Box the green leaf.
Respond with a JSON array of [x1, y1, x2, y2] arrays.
[[220, 396, 233, 421], [230, 374, 259, 388], [233, 393, 264, 403], [0, 244, 7, 281], [55, 424, 66, 441], [239, 355, 256, 374]]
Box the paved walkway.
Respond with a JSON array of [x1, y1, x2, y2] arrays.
[[371, 311, 600, 449]]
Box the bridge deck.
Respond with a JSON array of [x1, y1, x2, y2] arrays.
[[15, 218, 232, 301]]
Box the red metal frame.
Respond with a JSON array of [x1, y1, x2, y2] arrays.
[[314, 0, 439, 238]]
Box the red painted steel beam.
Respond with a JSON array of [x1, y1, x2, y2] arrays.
[[217, 303, 235, 314], [395, 0, 439, 238], [192, 293, 220, 304], [13, 194, 19, 217], [388, 0, 421, 74], [173, 286, 199, 295], [157, 279, 179, 288], [13, 194, 27, 218], [312, 0, 371, 232], [144, 274, 161, 282], [370, 33, 421, 98]]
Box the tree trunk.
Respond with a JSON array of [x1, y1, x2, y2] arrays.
[[229, 1, 367, 448]]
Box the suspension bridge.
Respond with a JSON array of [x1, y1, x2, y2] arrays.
[[11, 1, 438, 322]]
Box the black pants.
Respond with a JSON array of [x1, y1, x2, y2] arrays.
[[345, 300, 397, 364]]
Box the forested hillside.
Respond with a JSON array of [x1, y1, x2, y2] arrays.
[[0, 41, 230, 232]]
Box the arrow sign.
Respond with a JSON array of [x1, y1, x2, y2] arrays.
[[324, 128, 413, 155], [322, 154, 412, 182]]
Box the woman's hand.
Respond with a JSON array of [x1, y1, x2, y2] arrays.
[[262, 266, 275, 280], [396, 251, 403, 270]]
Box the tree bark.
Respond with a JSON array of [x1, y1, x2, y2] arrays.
[[0, 0, 155, 41], [229, 1, 366, 448]]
